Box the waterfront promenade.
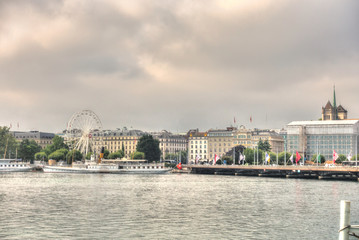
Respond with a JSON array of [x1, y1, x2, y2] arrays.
[[183, 164, 359, 181]]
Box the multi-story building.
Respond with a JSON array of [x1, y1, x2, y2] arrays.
[[251, 129, 284, 153], [232, 126, 252, 149], [208, 127, 235, 160], [11, 131, 55, 149], [188, 130, 208, 163], [152, 130, 187, 160], [232, 127, 284, 152], [93, 128, 146, 157], [286, 120, 359, 161]]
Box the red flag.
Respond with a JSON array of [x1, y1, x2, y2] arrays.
[[296, 151, 301, 165], [176, 162, 182, 170], [333, 150, 339, 164], [250, 116, 252, 123], [234, 117, 236, 124]]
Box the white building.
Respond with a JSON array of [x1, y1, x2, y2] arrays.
[[188, 131, 208, 163], [286, 120, 359, 161]]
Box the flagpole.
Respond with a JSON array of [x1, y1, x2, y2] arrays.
[[233, 147, 235, 165], [284, 144, 286, 166]]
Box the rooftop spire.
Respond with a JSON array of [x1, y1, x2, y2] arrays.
[[333, 85, 337, 120]]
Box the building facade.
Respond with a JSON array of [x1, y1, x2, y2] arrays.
[[188, 131, 208, 163], [93, 129, 146, 157], [232, 127, 284, 153], [208, 127, 235, 160], [11, 131, 55, 149], [286, 120, 359, 161], [152, 130, 187, 160]]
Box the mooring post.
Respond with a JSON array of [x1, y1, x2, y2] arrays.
[[339, 200, 350, 240]]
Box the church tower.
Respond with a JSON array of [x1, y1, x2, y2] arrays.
[[321, 86, 347, 120]]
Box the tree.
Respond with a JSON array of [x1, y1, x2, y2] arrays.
[[66, 150, 83, 164], [86, 152, 93, 160], [35, 152, 48, 161], [336, 154, 346, 164], [43, 135, 68, 156], [131, 151, 145, 159], [222, 156, 233, 165], [165, 153, 177, 160], [311, 154, 326, 164], [108, 150, 125, 159], [258, 139, 271, 152], [0, 126, 18, 159], [179, 151, 188, 163], [278, 152, 292, 165], [104, 149, 110, 159], [136, 135, 161, 162], [18, 139, 42, 162], [48, 148, 68, 161]]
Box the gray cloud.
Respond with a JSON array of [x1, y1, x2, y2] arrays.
[[0, 0, 358, 133]]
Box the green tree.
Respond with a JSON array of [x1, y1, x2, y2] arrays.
[[18, 139, 42, 162], [104, 149, 110, 159], [336, 154, 346, 164], [136, 135, 161, 162], [222, 156, 233, 165], [86, 152, 93, 160], [311, 154, 326, 164], [35, 152, 48, 161], [165, 153, 177, 160], [43, 135, 68, 155], [278, 152, 292, 165], [108, 150, 125, 159], [258, 139, 271, 152], [66, 150, 83, 164], [0, 126, 18, 159], [179, 151, 188, 163], [131, 151, 145, 159]]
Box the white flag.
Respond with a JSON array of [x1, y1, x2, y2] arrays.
[[347, 151, 352, 161], [289, 154, 294, 163]]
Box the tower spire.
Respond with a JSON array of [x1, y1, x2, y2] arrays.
[[333, 85, 337, 120]]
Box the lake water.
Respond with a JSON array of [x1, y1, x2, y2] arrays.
[[1, 172, 359, 239]]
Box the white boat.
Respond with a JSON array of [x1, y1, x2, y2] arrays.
[[42, 160, 171, 174], [0, 159, 33, 172]]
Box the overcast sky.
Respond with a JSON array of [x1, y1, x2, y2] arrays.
[[0, 0, 358, 133]]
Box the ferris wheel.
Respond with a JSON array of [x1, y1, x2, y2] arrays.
[[65, 110, 103, 156]]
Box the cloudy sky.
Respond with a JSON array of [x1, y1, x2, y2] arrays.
[[0, 0, 358, 133]]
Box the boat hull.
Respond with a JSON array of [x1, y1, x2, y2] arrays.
[[42, 165, 171, 174]]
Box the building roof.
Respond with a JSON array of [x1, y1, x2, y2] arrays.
[[287, 120, 359, 126]]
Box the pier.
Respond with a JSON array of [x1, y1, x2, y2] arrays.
[[181, 165, 359, 181]]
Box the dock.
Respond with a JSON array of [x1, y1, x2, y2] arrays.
[[180, 164, 359, 181]]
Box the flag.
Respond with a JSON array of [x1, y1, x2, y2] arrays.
[[317, 154, 321, 164], [333, 150, 339, 164], [289, 154, 294, 164], [265, 152, 270, 165], [176, 162, 182, 170], [347, 151, 352, 161], [213, 154, 220, 165], [250, 116, 252, 123], [234, 117, 236, 124], [195, 153, 201, 164], [239, 153, 244, 164], [295, 151, 301, 165]]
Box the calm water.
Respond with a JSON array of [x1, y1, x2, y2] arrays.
[[1, 172, 359, 239]]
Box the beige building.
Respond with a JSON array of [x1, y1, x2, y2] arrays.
[[208, 127, 236, 160], [93, 129, 146, 157], [232, 126, 284, 152]]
